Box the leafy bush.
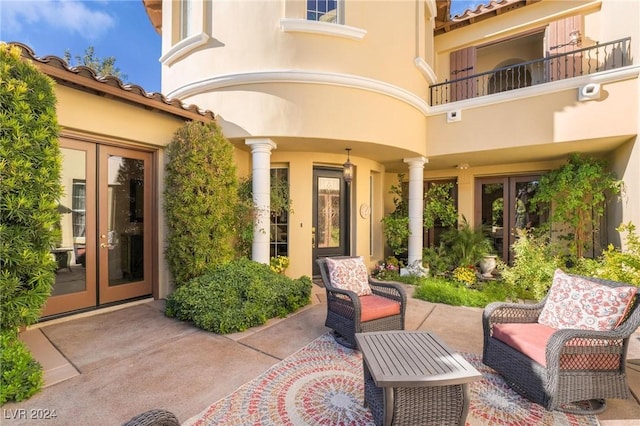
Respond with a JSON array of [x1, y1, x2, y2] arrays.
[[530, 153, 622, 258], [414, 276, 508, 307], [0, 330, 43, 404], [499, 231, 564, 301], [1, 43, 62, 331], [164, 121, 238, 286], [165, 258, 312, 333], [596, 222, 640, 286], [381, 174, 409, 256]]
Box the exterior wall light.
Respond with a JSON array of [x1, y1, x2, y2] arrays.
[[343, 148, 354, 183], [550, 30, 582, 50]]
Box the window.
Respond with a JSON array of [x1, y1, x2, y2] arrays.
[[72, 179, 86, 239], [270, 168, 289, 258], [307, 0, 339, 23], [180, 0, 192, 40]]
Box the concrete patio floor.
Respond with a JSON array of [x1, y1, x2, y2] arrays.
[[4, 283, 640, 425]]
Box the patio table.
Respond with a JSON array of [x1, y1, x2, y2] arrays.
[[355, 330, 481, 426]]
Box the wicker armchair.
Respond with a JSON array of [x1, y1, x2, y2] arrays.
[[317, 256, 407, 349], [482, 274, 640, 413]]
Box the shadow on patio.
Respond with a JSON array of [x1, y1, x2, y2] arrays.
[[5, 284, 640, 425]]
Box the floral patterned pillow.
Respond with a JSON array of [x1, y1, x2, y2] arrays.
[[325, 257, 373, 296], [538, 269, 637, 331]]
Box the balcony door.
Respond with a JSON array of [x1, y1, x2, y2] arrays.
[[475, 175, 546, 264], [42, 140, 153, 317]]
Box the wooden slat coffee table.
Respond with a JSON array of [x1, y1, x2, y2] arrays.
[[355, 330, 481, 426]]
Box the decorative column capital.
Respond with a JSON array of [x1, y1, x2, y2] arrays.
[[246, 138, 277, 153], [403, 156, 428, 168]]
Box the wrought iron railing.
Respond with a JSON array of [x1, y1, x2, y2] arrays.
[[430, 37, 632, 106]]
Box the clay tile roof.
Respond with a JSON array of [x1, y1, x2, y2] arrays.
[[10, 41, 215, 122], [435, 0, 541, 35]]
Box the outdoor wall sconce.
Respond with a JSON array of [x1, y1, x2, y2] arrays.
[[343, 148, 354, 183], [550, 30, 582, 50]]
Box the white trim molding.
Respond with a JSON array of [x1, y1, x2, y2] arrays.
[[414, 57, 438, 85], [167, 70, 429, 115], [279, 18, 366, 41], [160, 32, 210, 66]]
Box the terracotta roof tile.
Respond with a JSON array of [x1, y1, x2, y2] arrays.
[[10, 41, 215, 122]]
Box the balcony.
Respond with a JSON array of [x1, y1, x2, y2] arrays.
[[430, 37, 632, 106]]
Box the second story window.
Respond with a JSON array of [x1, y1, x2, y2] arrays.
[[307, 0, 339, 23], [180, 0, 192, 40]]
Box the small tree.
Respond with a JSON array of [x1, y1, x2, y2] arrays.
[[64, 46, 128, 81], [0, 42, 62, 402], [530, 153, 622, 258], [381, 174, 409, 256], [164, 121, 238, 285], [423, 182, 457, 229]]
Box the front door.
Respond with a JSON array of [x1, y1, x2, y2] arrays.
[[312, 167, 349, 275], [42, 140, 153, 317], [476, 175, 546, 264]]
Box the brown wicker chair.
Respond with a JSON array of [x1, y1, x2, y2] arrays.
[[317, 256, 407, 349], [482, 274, 640, 413]]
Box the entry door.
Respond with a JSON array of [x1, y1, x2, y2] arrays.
[[475, 175, 546, 264], [42, 141, 153, 317], [312, 168, 349, 275]]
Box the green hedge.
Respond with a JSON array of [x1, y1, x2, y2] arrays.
[[1, 43, 61, 404], [165, 258, 312, 333], [0, 330, 43, 405], [164, 121, 238, 286]]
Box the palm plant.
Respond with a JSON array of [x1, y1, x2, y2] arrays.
[[440, 216, 494, 268]]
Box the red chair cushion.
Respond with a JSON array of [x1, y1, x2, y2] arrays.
[[359, 295, 401, 322], [493, 323, 620, 370], [493, 323, 555, 366]]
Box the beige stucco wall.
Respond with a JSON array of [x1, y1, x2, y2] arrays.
[[156, 0, 639, 276], [270, 151, 387, 277], [161, 0, 430, 157]]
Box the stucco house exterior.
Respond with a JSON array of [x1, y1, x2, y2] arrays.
[[10, 0, 639, 318], [11, 43, 214, 317], [145, 0, 638, 280]]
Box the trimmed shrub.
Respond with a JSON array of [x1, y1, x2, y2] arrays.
[[1, 42, 61, 404], [164, 121, 238, 285], [165, 258, 312, 333], [0, 43, 62, 330], [0, 330, 44, 405]]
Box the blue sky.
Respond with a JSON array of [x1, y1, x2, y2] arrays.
[[0, 0, 487, 96], [1, 0, 162, 92]]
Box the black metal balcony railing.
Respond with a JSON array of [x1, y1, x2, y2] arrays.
[[430, 37, 632, 106]]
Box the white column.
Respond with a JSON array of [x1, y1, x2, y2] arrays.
[[403, 157, 428, 266], [246, 138, 277, 264]]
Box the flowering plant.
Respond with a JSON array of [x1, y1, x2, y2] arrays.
[[270, 255, 290, 274], [372, 257, 402, 281], [452, 265, 477, 285]]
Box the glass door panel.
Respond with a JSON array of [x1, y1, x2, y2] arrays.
[[42, 140, 97, 316], [98, 147, 152, 304], [476, 175, 546, 264], [312, 168, 349, 275]]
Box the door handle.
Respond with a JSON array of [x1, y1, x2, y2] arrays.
[[311, 227, 316, 249], [100, 243, 107, 248]]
